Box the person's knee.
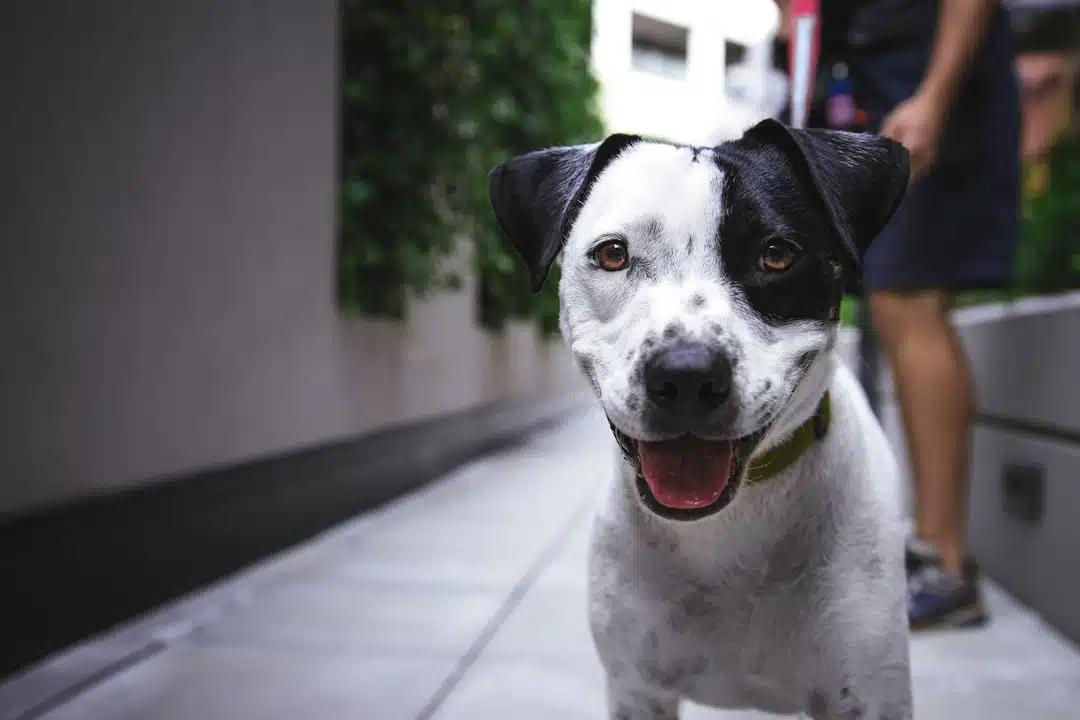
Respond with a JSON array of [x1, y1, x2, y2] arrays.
[[869, 290, 950, 341]]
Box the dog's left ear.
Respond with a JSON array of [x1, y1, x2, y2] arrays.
[[488, 134, 642, 292], [741, 118, 910, 267]]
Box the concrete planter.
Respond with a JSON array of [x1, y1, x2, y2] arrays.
[[958, 292, 1080, 645]]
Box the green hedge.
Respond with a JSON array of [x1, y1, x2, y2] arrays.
[[1016, 130, 1080, 296], [339, 2, 603, 334]]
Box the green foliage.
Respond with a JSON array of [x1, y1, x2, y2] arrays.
[[1016, 131, 1080, 296], [339, 2, 604, 333]]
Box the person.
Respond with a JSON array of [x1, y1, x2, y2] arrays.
[[775, 0, 1022, 631]]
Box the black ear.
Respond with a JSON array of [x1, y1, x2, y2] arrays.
[[487, 133, 642, 292], [741, 118, 909, 267]]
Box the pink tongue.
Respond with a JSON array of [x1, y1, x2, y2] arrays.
[[637, 437, 734, 510]]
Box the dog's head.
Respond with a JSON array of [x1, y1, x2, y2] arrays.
[[488, 119, 909, 521]]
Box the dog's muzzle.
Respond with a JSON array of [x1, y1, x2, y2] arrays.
[[605, 340, 765, 520], [609, 419, 770, 522]]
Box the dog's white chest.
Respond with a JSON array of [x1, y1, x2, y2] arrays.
[[588, 523, 822, 714]]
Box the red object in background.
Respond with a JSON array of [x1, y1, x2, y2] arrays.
[[788, 0, 821, 129]]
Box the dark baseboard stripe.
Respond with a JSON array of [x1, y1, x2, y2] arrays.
[[0, 392, 589, 681], [973, 412, 1080, 447]]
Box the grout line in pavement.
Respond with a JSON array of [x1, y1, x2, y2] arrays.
[[10, 642, 167, 720], [412, 490, 597, 720]]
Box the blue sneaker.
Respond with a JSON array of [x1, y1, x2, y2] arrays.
[[908, 561, 989, 632]]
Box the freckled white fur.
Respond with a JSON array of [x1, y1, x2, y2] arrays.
[[559, 144, 912, 718]]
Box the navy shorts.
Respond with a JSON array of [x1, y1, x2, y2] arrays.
[[849, 5, 1022, 293]]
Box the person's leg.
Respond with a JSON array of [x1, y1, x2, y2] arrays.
[[869, 287, 988, 631], [869, 290, 972, 579], [850, 4, 1018, 633]]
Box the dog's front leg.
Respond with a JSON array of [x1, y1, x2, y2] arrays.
[[606, 680, 679, 720]]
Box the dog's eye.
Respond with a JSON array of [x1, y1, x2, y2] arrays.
[[759, 240, 799, 273], [594, 239, 630, 272]]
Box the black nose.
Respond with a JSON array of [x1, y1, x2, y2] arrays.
[[644, 342, 733, 417]]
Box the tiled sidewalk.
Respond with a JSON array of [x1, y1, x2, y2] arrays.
[[5, 409, 1080, 719]]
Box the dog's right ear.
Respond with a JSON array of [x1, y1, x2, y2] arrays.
[[740, 118, 909, 270], [488, 134, 641, 292]]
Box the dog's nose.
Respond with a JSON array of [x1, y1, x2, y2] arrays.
[[644, 342, 733, 417]]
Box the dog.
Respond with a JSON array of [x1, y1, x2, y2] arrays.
[[488, 118, 912, 719]]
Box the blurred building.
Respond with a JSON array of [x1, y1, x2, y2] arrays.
[[590, 0, 782, 144]]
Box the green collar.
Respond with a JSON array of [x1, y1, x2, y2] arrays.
[[744, 392, 831, 484]]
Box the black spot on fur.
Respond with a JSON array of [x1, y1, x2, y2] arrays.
[[864, 552, 885, 581], [645, 698, 671, 716], [667, 606, 690, 634], [838, 686, 868, 719], [662, 324, 680, 340], [643, 656, 705, 693], [643, 335, 658, 349], [689, 293, 706, 310], [680, 588, 714, 618], [756, 379, 773, 397], [807, 688, 830, 718]]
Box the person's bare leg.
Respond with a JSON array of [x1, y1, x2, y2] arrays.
[[870, 290, 972, 578]]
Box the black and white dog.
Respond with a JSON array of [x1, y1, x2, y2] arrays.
[[488, 119, 912, 719]]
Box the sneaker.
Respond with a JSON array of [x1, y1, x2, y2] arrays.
[[905, 536, 981, 580], [904, 536, 940, 578], [907, 560, 989, 632]]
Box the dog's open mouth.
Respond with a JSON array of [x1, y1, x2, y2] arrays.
[[610, 424, 768, 521]]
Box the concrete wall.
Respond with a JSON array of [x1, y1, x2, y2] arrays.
[[0, 0, 585, 519]]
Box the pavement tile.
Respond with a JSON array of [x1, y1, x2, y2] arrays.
[[198, 579, 503, 655], [38, 644, 455, 720], [428, 655, 607, 720]]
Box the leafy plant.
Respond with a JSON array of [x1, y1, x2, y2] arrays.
[[1016, 130, 1080, 296], [339, 2, 603, 333]]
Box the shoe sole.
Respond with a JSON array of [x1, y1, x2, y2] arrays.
[[910, 602, 990, 633]]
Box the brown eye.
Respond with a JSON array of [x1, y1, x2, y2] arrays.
[[594, 239, 630, 272], [759, 240, 799, 272]]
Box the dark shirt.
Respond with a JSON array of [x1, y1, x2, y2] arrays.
[[817, 0, 943, 62], [819, 0, 864, 62]]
